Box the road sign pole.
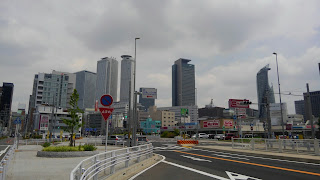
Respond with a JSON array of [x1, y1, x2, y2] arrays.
[[105, 121, 108, 152]]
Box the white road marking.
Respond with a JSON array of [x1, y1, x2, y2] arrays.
[[226, 171, 261, 180], [129, 154, 166, 180], [193, 148, 320, 166], [181, 155, 212, 162], [163, 160, 229, 180], [212, 154, 250, 161]]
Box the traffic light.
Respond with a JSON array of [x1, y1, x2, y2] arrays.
[[242, 101, 252, 105]]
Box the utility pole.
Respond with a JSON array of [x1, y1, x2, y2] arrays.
[[127, 80, 132, 147], [265, 90, 272, 138], [306, 83, 315, 139]]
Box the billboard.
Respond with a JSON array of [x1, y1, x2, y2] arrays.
[[141, 88, 157, 99], [40, 115, 49, 131], [228, 99, 249, 108], [203, 120, 220, 128], [223, 119, 233, 128], [181, 108, 189, 116]]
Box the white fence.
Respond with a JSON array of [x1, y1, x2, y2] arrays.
[[232, 138, 320, 155], [70, 144, 153, 180], [0, 141, 17, 180]]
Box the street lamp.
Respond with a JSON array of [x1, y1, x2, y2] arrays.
[[132, 37, 140, 146], [273, 52, 285, 138]]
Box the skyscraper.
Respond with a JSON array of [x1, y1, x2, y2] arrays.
[[172, 58, 195, 106], [256, 64, 275, 119], [120, 55, 134, 104], [295, 100, 305, 118], [0, 82, 14, 127], [95, 57, 118, 104], [75, 70, 97, 110], [304, 90, 320, 120]]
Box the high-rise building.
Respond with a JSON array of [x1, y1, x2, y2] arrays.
[[295, 100, 305, 119], [75, 70, 97, 110], [304, 90, 320, 120], [256, 64, 275, 119], [139, 87, 156, 112], [96, 57, 118, 104], [172, 58, 195, 106], [157, 105, 198, 124], [0, 82, 14, 128], [120, 55, 134, 105], [28, 70, 76, 110]]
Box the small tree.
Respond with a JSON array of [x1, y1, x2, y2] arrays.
[[62, 89, 84, 146]]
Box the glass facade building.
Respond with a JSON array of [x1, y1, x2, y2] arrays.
[[96, 57, 118, 104], [139, 87, 155, 112], [172, 58, 195, 106], [256, 64, 275, 119], [120, 55, 134, 106], [75, 70, 97, 110], [0, 82, 14, 127]]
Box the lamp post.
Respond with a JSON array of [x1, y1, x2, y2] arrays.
[[132, 37, 140, 146], [273, 52, 285, 138]]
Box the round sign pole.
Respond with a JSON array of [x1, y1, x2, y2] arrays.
[[100, 94, 113, 152]]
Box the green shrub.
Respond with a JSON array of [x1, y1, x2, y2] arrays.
[[43, 146, 81, 152], [42, 142, 51, 147], [83, 144, 97, 151], [161, 131, 176, 138]]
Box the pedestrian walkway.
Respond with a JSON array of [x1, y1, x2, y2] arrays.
[[6, 141, 123, 180]]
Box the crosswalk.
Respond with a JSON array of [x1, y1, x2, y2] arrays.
[[153, 144, 191, 151]]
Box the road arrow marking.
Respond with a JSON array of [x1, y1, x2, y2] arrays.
[[181, 155, 212, 162], [226, 171, 261, 180]]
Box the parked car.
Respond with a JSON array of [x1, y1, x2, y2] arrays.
[[208, 134, 215, 139], [137, 136, 149, 145], [103, 135, 124, 145], [244, 134, 253, 138], [192, 133, 209, 138], [225, 133, 238, 140], [214, 134, 225, 140]]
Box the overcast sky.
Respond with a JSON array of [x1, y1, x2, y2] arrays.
[[1, 0, 320, 114]]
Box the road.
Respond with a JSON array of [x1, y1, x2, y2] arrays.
[[135, 142, 320, 180]]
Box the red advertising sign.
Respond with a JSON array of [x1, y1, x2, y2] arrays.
[[223, 120, 233, 127], [203, 120, 220, 128], [229, 99, 249, 108], [99, 107, 114, 121]]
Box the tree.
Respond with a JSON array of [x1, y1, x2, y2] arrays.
[[62, 89, 84, 146]]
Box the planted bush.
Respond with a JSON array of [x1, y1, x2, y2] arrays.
[[42, 142, 51, 147], [83, 144, 97, 151], [43, 146, 80, 152]]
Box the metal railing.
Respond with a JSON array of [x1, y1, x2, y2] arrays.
[[70, 144, 153, 180], [232, 138, 320, 155], [0, 141, 17, 180]]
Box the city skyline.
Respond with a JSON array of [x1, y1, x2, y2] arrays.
[[1, 1, 320, 114]]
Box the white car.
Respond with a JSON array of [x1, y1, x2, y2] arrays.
[[192, 133, 209, 138], [214, 134, 225, 140]]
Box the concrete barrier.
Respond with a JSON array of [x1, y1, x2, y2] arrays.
[[37, 151, 98, 158]]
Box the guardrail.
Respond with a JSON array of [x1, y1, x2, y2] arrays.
[[232, 138, 320, 155], [0, 141, 17, 180], [70, 143, 153, 180]]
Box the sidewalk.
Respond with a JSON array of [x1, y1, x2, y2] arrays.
[[6, 141, 123, 180], [196, 140, 320, 164]]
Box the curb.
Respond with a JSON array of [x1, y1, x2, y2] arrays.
[[36, 151, 98, 158], [196, 146, 320, 164]]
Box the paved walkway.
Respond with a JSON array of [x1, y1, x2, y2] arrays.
[[6, 141, 122, 180]]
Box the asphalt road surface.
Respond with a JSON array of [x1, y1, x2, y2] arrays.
[[135, 142, 320, 180]]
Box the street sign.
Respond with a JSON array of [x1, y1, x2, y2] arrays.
[[14, 117, 22, 124], [100, 94, 113, 106], [228, 99, 250, 108], [141, 88, 157, 99], [99, 107, 114, 121]]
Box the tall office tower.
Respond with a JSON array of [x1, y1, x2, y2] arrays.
[[75, 70, 97, 110], [96, 57, 118, 104], [139, 87, 156, 112], [28, 70, 76, 110], [256, 64, 275, 119], [172, 58, 195, 106], [295, 100, 305, 119], [120, 55, 134, 105], [304, 90, 320, 120], [0, 82, 14, 127]]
